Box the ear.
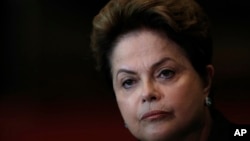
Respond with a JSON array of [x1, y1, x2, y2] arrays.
[[203, 65, 214, 96]]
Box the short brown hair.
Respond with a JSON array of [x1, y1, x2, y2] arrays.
[[91, 0, 212, 87]]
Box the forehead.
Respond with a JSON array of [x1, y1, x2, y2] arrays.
[[110, 29, 188, 72]]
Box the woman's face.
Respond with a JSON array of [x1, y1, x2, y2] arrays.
[[110, 29, 211, 141]]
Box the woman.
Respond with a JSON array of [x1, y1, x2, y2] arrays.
[[90, 0, 236, 140]]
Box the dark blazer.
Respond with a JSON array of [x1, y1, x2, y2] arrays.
[[208, 108, 250, 141]]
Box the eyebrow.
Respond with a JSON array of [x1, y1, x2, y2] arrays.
[[116, 57, 172, 77], [116, 69, 137, 78], [151, 57, 171, 70]]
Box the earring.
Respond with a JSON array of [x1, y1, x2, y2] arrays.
[[205, 97, 212, 106], [124, 123, 128, 128]]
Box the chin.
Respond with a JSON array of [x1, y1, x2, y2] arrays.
[[140, 134, 170, 141], [138, 126, 176, 141]]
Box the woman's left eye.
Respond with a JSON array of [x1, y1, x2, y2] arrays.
[[158, 69, 175, 79]]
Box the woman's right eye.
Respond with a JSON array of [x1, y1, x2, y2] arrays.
[[122, 79, 135, 89]]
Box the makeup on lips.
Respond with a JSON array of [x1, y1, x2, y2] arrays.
[[140, 110, 173, 121]]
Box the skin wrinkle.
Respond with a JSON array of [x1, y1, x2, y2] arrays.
[[111, 28, 187, 76], [110, 28, 213, 141]]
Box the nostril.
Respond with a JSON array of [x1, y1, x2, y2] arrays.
[[150, 96, 157, 101], [142, 95, 158, 103]]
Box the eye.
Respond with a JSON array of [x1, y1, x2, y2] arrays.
[[122, 79, 136, 89], [158, 69, 175, 79]]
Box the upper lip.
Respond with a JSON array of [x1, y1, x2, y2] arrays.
[[141, 110, 170, 120]]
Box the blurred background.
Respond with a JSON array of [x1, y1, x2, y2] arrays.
[[2, 0, 250, 140]]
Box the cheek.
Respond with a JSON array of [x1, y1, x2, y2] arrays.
[[166, 76, 205, 117], [115, 92, 138, 122]]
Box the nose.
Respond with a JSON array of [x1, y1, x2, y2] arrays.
[[141, 80, 161, 103]]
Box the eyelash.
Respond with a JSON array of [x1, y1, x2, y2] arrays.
[[122, 79, 136, 89], [120, 69, 175, 89], [158, 69, 175, 79]]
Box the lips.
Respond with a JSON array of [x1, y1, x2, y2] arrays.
[[141, 110, 171, 121]]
